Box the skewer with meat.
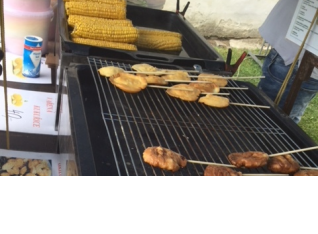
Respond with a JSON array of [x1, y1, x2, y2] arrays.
[[109, 73, 147, 93], [198, 94, 270, 109], [204, 165, 242, 176], [162, 71, 191, 81], [228, 151, 301, 174], [198, 94, 229, 108], [98, 66, 124, 77], [189, 82, 220, 93], [132, 63, 158, 72], [267, 154, 300, 174], [294, 170, 318, 176], [143, 146, 187, 172], [137, 73, 168, 86], [166, 84, 201, 102], [197, 73, 228, 87], [228, 151, 269, 168]]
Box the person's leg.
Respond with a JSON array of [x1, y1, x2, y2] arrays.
[[289, 78, 318, 123], [258, 49, 318, 123], [258, 49, 298, 109]]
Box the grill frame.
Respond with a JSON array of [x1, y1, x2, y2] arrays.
[[65, 59, 318, 176]]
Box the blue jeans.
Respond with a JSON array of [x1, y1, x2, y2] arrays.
[[258, 48, 318, 124]]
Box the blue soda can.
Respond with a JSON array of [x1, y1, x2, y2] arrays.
[[22, 36, 43, 78]]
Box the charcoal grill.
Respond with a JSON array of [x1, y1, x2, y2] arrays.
[[63, 57, 318, 176]]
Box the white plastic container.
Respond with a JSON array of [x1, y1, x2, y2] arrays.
[[4, 0, 51, 12], [4, 7, 53, 56]]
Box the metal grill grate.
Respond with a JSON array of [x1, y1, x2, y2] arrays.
[[87, 57, 318, 176]]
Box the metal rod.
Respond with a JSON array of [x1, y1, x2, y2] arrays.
[[0, 0, 10, 149]]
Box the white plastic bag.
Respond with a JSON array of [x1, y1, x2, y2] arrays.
[[127, 0, 148, 7], [127, 0, 166, 9], [145, 0, 166, 10]]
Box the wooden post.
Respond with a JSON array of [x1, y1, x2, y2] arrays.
[[283, 50, 318, 115]]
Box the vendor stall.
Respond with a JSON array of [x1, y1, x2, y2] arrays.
[[1, 0, 318, 176]]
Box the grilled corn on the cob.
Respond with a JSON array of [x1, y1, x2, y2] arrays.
[[68, 15, 133, 28], [72, 37, 137, 51], [63, 0, 126, 6], [71, 22, 138, 43], [65, 2, 126, 19], [136, 35, 182, 51], [138, 28, 182, 39]]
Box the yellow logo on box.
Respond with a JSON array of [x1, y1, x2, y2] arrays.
[[12, 58, 25, 79], [11, 94, 24, 107]]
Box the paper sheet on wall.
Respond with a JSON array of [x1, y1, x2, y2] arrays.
[[0, 148, 67, 176], [0, 87, 58, 135], [0, 52, 59, 84], [286, 0, 318, 56]]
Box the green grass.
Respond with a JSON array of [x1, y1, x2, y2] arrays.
[[214, 47, 318, 143]]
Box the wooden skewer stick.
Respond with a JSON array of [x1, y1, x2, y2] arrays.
[[148, 86, 269, 105], [201, 92, 230, 96], [147, 85, 230, 95], [220, 87, 248, 90], [269, 146, 318, 157], [187, 160, 236, 168], [299, 166, 318, 171], [190, 75, 265, 79], [125, 70, 263, 79], [126, 71, 199, 75], [160, 69, 200, 73], [230, 103, 271, 109], [242, 174, 289, 176], [164, 80, 212, 83], [188, 160, 318, 171], [166, 80, 249, 90], [231, 76, 265, 79]]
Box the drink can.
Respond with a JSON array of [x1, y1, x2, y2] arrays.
[[22, 36, 43, 78]]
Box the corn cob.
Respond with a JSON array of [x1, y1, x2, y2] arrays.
[[71, 22, 138, 43], [65, 2, 126, 19], [137, 28, 182, 39], [68, 15, 133, 28], [136, 35, 182, 51], [63, 0, 126, 6], [72, 37, 137, 51]]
